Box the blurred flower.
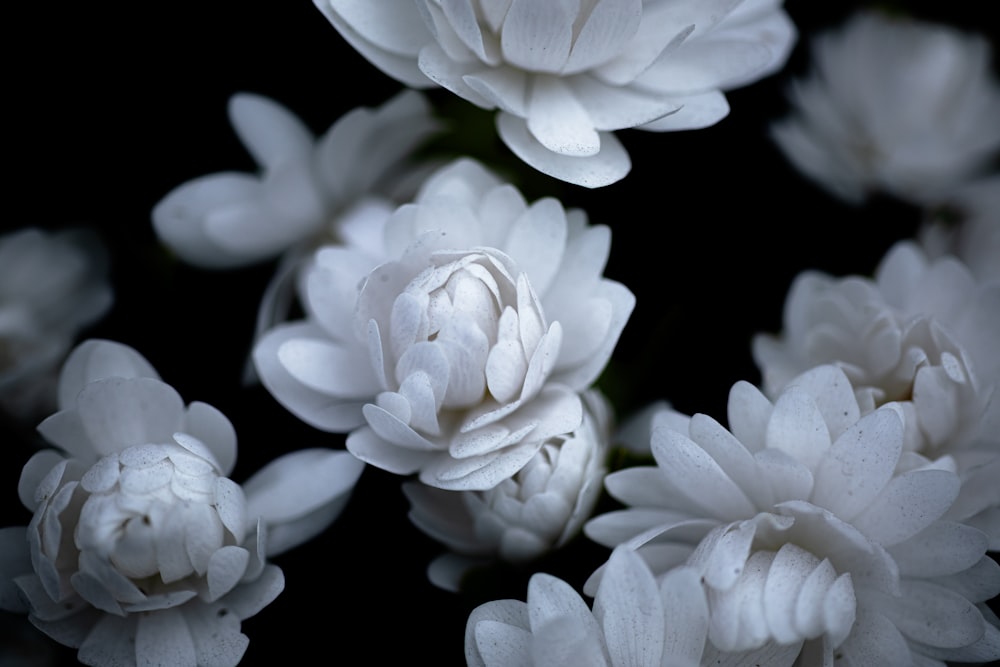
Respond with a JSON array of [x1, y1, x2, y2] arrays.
[[0, 339, 364, 667], [153, 89, 440, 270], [254, 157, 634, 490], [465, 545, 710, 666], [404, 389, 612, 591], [313, 0, 795, 187], [585, 365, 1000, 664], [771, 9, 1000, 206], [920, 175, 1000, 284], [0, 227, 112, 421]]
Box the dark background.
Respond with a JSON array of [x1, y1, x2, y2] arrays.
[[3, 2, 997, 665]]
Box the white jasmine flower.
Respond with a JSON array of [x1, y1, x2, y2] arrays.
[[0, 339, 364, 667], [465, 545, 710, 667], [313, 0, 796, 187], [404, 389, 612, 591], [0, 227, 112, 421], [920, 175, 1000, 284], [254, 157, 635, 490], [771, 9, 1000, 206], [585, 365, 1000, 664]]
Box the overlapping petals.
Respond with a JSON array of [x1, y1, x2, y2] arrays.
[[314, 0, 796, 187], [255, 158, 634, 491], [771, 9, 1000, 206], [584, 365, 1000, 664], [0, 227, 112, 420], [0, 340, 364, 667], [465, 545, 709, 667], [404, 389, 612, 591]]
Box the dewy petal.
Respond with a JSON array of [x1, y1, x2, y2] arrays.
[[501, 0, 574, 72], [18, 449, 66, 511], [527, 572, 597, 636], [182, 599, 250, 667], [206, 546, 250, 602], [563, 0, 643, 74], [473, 620, 534, 665], [766, 386, 832, 471], [135, 607, 197, 667], [466, 598, 530, 667], [347, 424, 430, 475], [217, 563, 284, 621], [78, 614, 138, 667], [810, 407, 903, 521], [496, 112, 631, 188], [887, 521, 989, 578], [527, 76, 601, 157], [851, 468, 960, 546], [595, 547, 664, 667]]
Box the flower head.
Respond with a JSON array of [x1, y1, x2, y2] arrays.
[[585, 365, 1000, 664], [771, 9, 1000, 206], [404, 388, 612, 591], [0, 227, 112, 420], [0, 339, 364, 667], [465, 545, 709, 666], [254, 157, 634, 490], [314, 0, 795, 187]]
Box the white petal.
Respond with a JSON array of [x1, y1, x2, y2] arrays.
[[183, 402, 237, 476], [218, 563, 284, 620], [78, 614, 138, 667], [851, 469, 960, 546], [501, 0, 573, 72], [347, 424, 430, 475], [58, 339, 159, 409], [596, 547, 664, 667], [76, 377, 185, 457], [473, 619, 533, 665], [136, 607, 197, 667], [496, 112, 630, 188], [226, 93, 312, 168], [207, 546, 250, 602], [766, 387, 831, 471], [660, 565, 709, 665], [888, 521, 990, 578], [527, 76, 600, 157]]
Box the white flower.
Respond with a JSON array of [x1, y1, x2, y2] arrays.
[[465, 545, 710, 667], [0, 339, 364, 667], [584, 365, 1000, 664], [0, 227, 112, 420], [152, 89, 440, 270], [254, 157, 635, 490], [920, 175, 1000, 284], [753, 240, 1000, 457], [771, 9, 1000, 206], [404, 388, 612, 591], [313, 0, 795, 188]]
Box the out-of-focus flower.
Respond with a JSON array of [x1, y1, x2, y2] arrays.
[[404, 389, 612, 591], [0, 227, 112, 421], [585, 365, 1000, 664], [771, 9, 1000, 206], [153, 89, 440, 270], [0, 339, 364, 667], [465, 545, 710, 666], [313, 0, 795, 188], [920, 175, 1000, 284], [254, 157, 634, 491]]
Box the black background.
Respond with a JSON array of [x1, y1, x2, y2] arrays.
[[3, 2, 997, 665]]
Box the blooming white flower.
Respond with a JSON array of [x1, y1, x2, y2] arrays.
[[0, 227, 112, 421], [0, 339, 365, 667], [404, 388, 612, 591], [254, 157, 635, 491], [465, 544, 710, 667], [920, 175, 1000, 284], [753, 240, 1000, 547], [585, 365, 1000, 664], [771, 9, 1000, 206], [313, 0, 796, 187]]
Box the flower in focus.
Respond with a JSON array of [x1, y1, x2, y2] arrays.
[[0, 227, 112, 421], [254, 157, 635, 490], [313, 0, 796, 187], [585, 365, 1000, 664], [753, 240, 1000, 457], [771, 9, 1000, 206], [465, 545, 709, 666], [0, 339, 365, 667], [920, 175, 1000, 284], [404, 388, 612, 591]]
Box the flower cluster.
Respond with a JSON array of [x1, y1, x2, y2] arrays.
[[3, 2, 998, 666]]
